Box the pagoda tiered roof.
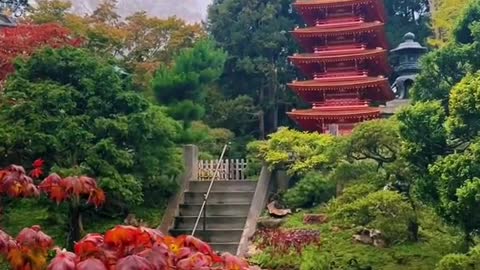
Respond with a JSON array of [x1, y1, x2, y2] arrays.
[[289, 48, 391, 76], [288, 76, 394, 103], [293, 0, 386, 25], [288, 105, 380, 132], [287, 0, 393, 134], [288, 106, 380, 120], [292, 21, 388, 50]]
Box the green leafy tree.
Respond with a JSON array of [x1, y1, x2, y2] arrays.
[[347, 120, 400, 168], [332, 183, 378, 206], [429, 142, 480, 245], [283, 172, 336, 208], [203, 89, 258, 136], [436, 254, 472, 270], [343, 116, 425, 243], [410, 44, 471, 107], [453, 0, 480, 44], [436, 245, 480, 269], [384, 0, 431, 46], [333, 190, 415, 243], [329, 161, 385, 196], [397, 101, 448, 170], [0, 47, 182, 206], [247, 128, 342, 176], [187, 121, 235, 159], [152, 39, 227, 130], [411, 0, 480, 106], [28, 0, 72, 24], [447, 73, 480, 141], [429, 0, 470, 47], [208, 0, 297, 138]]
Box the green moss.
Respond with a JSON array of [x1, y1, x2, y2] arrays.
[[252, 207, 463, 270], [1, 198, 68, 246]]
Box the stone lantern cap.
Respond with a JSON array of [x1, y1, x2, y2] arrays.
[[390, 32, 427, 53], [0, 14, 16, 27]]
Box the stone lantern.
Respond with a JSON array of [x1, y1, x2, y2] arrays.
[[390, 32, 427, 99]]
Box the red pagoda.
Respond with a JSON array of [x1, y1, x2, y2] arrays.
[[287, 0, 394, 135]]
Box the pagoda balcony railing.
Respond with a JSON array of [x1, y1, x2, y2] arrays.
[[313, 71, 368, 81], [315, 16, 365, 28], [314, 43, 366, 55], [313, 98, 370, 109], [324, 92, 360, 99], [322, 123, 362, 136]]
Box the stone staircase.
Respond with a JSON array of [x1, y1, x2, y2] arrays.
[[169, 180, 257, 254]]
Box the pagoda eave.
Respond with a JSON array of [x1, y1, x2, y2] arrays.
[[291, 22, 388, 50], [289, 48, 388, 62], [289, 49, 391, 76], [287, 107, 381, 133], [294, 0, 380, 8], [287, 77, 394, 102], [293, 0, 387, 23], [291, 21, 385, 36], [288, 107, 380, 120]]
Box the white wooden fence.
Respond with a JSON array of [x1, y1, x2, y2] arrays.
[[197, 159, 248, 181]]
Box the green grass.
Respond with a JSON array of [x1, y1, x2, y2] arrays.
[[251, 207, 464, 270], [1, 198, 68, 245], [0, 196, 166, 269], [0, 198, 166, 249]]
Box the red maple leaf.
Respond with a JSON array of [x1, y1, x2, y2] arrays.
[[116, 255, 154, 270], [32, 159, 45, 169], [76, 258, 108, 270], [0, 23, 82, 81], [30, 168, 44, 179], [47, 249, 76, 270], [16, 225, 53, 251]]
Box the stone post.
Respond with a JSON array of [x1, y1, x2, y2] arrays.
[[158, 144, 198, 233], [183, 144, 199, 182]]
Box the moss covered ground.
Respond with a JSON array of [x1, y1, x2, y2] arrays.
[[250, 207, 464, 270]]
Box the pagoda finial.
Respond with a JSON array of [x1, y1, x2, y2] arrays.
[[403, 32, 415, 41]]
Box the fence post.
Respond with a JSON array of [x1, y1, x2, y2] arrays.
[[184, 144, 199, 181], [196, 157, 250, 181]]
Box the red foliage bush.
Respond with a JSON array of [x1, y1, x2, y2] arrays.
[[253, 228, 321, 253], [0, 225, 252, 270], [0, 161, 251, 269], [0, 225, 53, 270], [0, 161, 105, 207], [0, 164, 40, 198], [39, 174, 105, 208], [0, 23, 82, 81]]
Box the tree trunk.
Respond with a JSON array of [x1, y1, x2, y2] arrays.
[[67, 203, 82, 250], [258, 110, 265, 140], [258, 83, 266, 139], [271, 64, 279, 133], [406, 189, 419, 242], [336, 181, 344, 197], [463, 229, 474, 252]]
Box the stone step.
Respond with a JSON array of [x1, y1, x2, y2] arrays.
[[184, 191, 255, 204], [209, 242, 239, 255], [179, 204, 251, 217], [169, 229, 243, 243], [188, 180, 257, 192], [174, 216, 247, 230]]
